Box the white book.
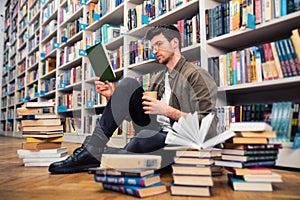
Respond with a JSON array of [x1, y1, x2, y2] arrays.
[[229, 122, 273, 132], [17, 147, 67, 156], [18, 151, 68, 158], [23, 156, 68, 163], [165, 113, 235, 150]]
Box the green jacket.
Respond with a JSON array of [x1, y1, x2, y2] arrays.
[[149, 56, 218, 140]]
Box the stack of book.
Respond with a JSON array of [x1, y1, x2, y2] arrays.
[[215, 122, 283, 191], [16, 101, 67, 166], [89, 154, 167, 198], [169, 148, 222, 197]]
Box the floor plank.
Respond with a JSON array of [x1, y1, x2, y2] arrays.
[[1, 136, 300, 200]]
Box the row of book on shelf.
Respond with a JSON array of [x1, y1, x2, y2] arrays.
[[208, 28, 300, 87]]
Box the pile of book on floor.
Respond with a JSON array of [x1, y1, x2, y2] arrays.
[[16, 101, 68, 167], [169, 148, 222, 197], [89, 154, 167, 198], [214, 121, 283, 192], [163, 112, 235, 197]]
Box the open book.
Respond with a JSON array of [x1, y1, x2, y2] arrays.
[[165, 113, 235, 150], [86, 42, 116, 82]]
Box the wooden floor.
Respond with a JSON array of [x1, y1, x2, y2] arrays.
[[1, 136, 300, 200]]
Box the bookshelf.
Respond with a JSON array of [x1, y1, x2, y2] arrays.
[[1, 0, 299, 168]]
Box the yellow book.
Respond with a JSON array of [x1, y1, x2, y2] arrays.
[[26, 137, 63, 143]]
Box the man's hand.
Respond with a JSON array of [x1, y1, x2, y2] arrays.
[[94, 77, 113, 100], [142, 96, 168, 115]]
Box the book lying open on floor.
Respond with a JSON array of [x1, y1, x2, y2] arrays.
[[165, 113, 235, 150], [86, 42, 116, 82]]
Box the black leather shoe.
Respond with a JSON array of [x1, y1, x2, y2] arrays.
[[48, 145, 100, 174]]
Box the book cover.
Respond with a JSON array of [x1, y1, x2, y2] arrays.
[[100, 154, 161, 170], [214, 159, 276, 168], [165, 112, 235, 150], [21, 119, 61, 127], [25, 136, 63, 143], [229, 121, 273, 132], [21, 125, 64, 132], [172, 174, 214, 186], [23, 101, 55, 108], [175, 148, 222, 158], [101, 182, 167, 198], [86, 42, 116, 82], [227, 174, 273, 191], [173, 156, 214, 166], [170, 182, 211, 197], [234, 130, 276, 138], [94, 173, 161, 187], [243, 172, 282, 182], [21, 142, 62, 150], [229, 137, 269, 144], [221, 154, 277, 162], [171, 164, 212, 176], [223, 143, 282, 150], [17, 107, 55, 116], [221, 148, 279, 156], [225, 167, 273, 176], [17, 147, 67, 157], [88, 167, 155, 177]]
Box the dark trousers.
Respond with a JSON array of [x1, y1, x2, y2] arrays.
[[95, 78, 167, 153]]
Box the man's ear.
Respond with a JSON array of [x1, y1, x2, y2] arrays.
[[171, 38, 179, 49]]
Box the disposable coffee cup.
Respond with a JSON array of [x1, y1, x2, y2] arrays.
[[143, 91, 157, 99]]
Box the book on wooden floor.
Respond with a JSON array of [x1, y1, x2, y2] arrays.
[[221, 148, 279, 156], [243, 172, 282, 182], [21, 119, 61, 127], [221, 154, 278, 162], [229, 122, 273, 132], [227, 174, 273, 191], [171, 164, 212, 176], [21, 142, 62, 150], [101, 182, 167, 198], [17, 107, 55, 116], [94, 173, 161, 187], [22, 156, 68, 164], [23, 101, 55, 108], [88, 167, 154, 177], [214, 159, 276, 168], [17, 147, 67, 158], [172, 174, 214, 186], [25, 136, 63, 143], [100, 154, 161, 170], [225, 167, 273, 176], [223, 143, 282, 150], [165, 112, 235, 150], [235, 131, 277, 138], [170, 182, 211, 197], [173, 156, 214, 165], [21, 125, 63, 132]]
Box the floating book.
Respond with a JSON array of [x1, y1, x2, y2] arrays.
[[165, 113, 235, 150], [86, 42, 116, 82]]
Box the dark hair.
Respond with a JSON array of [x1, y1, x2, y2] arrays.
[[145, 24, 182, 50]]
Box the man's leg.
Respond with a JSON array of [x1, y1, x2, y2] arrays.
[[49, 78, 155, 173]]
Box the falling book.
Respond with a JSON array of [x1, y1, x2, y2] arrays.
[[165, 113, 235, 150], [86, 42, 116, 82]]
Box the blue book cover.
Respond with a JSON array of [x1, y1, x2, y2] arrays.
[[102, 182, 167, 198], [94, 173, 160, 187]]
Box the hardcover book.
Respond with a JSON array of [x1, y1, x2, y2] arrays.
[[165, 112, 235, 150], [229, 122, 273, 132], [228, 174, 273, 191], [86, 42, 116, 82], [102, 182, 167, 198], [94, 173, 161, 187], [170, 182, 211, 197], [88, 167, 154, 177]]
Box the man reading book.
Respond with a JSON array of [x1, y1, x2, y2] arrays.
[[49, 24, 217, 174]]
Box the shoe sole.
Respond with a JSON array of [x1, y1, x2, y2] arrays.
[[49, 163, 99, 174]]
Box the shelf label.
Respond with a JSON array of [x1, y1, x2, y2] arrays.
[[79, 23, 87, 31], [94, 40, 101, 45], [22, 98, 27, 102], [80, 0, 87, 4], [34, 92, 39, 98], [57, 105, 68, 112], [7, 116, 13, 120], [18, 84, 23, 89], [6, 66, 10, 70], [40, 0, 46, 3], [24, 20, 29, 25], [247, 13, 256, 29], [86, 45, 91, 49], [25, 34, 30, 39], [61, 36, 68, 43], [86, 100, 94, 108], [40, 52, 46, 58], [60, 82, 66, 89], [53, 42, 60, 49], [79, 49, 86, 56], [40, 90, 46, 96], [141, 15, 149, 25], [93, 13, 101, 21], [4, 92, 8, 96]]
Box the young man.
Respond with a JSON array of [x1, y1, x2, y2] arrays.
[[49, 25, 217, 174]]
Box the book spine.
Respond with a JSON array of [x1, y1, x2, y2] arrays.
[[94, 175, 149, 186], [242, 160, 276, 167]]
